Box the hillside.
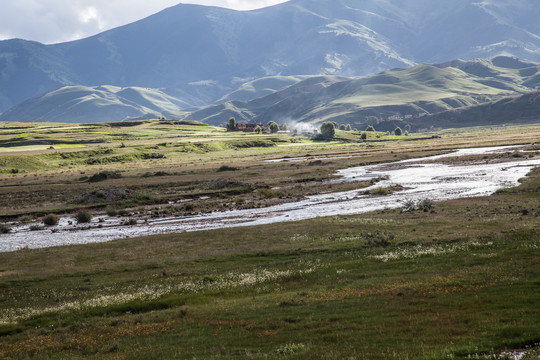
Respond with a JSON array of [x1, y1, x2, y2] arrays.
[[3, 56, 540, 127], [1, 0, 540, 113], [0, 86, 188, 123], [186, 56, 540, 129], [412, 91, 540, 130]]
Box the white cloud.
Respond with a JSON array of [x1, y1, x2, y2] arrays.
[[0, 0, 289, 44]]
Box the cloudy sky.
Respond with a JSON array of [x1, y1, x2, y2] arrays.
[[0, 0, 290, 44]]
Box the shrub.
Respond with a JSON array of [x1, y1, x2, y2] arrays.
[[276, 343, 306, 355], [217, 165, 237, 172], [0, 223, 11, 234], [106, 208, 118, 217], [361, 132, 367, 140], [124, 218, 137, 226], [43, 214, 60, 226], [369, 187, 390, 196], [88, 171, 122, 182], [417, 198, 435, 212], [365, 125, 375, 132], [75, 210, 93, 223], [402, 199, 416, 212], [258, 188, 279, 199], [402, 198, 435, 212], [394, 127, 403, 136]]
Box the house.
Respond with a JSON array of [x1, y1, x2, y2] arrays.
[[228, 123, 268, 132]]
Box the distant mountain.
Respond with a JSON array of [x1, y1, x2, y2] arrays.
[[185, 56, 540, 129], [1, 0, 540, 115]]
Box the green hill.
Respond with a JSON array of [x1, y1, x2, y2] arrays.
[[187, 56, 540, 130], [412, 91, 540, 130]]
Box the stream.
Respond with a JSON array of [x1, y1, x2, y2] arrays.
[[1, 145, 539, 252]]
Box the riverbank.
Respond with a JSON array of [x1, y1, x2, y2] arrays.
[[1, 145, 538, 252]]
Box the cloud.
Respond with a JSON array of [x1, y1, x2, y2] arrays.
[[0, 0, 289, 44]]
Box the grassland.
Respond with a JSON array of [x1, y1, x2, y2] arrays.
[[0, 120, 539, 359]]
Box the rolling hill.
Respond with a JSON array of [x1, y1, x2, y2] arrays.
[[1, 0, 540, 115], [3, 56, 540, 127], [411, 91, 540, 130], [0, 86, 188, 123], [185, 56, 540, 129]]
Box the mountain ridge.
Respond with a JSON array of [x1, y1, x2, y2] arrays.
[[2, 0, 540, 113], [3, 56, 540, 129]]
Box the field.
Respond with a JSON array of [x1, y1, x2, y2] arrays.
[[0, 120, 539, 359]]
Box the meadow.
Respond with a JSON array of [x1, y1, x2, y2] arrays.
[[0, 120, 539, 359]]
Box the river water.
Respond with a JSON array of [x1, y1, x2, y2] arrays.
[[1, 145, 539, 252]]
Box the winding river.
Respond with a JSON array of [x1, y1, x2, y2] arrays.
[[1, 145, 539, 252]]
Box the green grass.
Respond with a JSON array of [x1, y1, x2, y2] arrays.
[[0, 166, 539, 359], [0, 120, 539, 359]]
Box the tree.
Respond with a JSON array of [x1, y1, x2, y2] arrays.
[[254, 125, 262, 134], [320, 122, 335, 140], [394, 127, 403, 136], [345, 124, 352, 131], [268, 121, 279, 133], [228, 117, 237, 131], [366, 125, 375, 132], [360, 132, 367, 140], [339, 124, 346, 130]]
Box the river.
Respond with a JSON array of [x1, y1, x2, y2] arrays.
[[1, 145, 539, 252]]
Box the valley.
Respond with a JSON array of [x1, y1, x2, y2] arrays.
[[1, 0, 540, 359], [0, 120, 539, 359]]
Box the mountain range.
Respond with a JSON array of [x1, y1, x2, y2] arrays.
[[3, 56, 540, 129], [1, 0, 540, 126]]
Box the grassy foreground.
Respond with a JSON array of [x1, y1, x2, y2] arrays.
[[0, 121, 539, 359]]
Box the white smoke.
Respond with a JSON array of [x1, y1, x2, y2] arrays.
[[286, 120, 319, 135]]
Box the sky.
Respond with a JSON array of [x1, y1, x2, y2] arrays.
[[0, 0, 290, 44]]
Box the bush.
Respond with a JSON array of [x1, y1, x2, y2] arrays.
[[43, 214, 60, 226], [0, 223, 11, 234], [365, 125, 375, 132], [394, 127, 403, 136], [402, 198, 435, 212], [217, 165, 237, 172], [369, 187, 390, 195], [106, 208, 118, 217], [88, 171, 122, 182], [124, 218, 137, 226], [402, 199, 416, 212], [417, 198, 435, 212], [75, 210, 93, 223], [258, 188, 279, 199]]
